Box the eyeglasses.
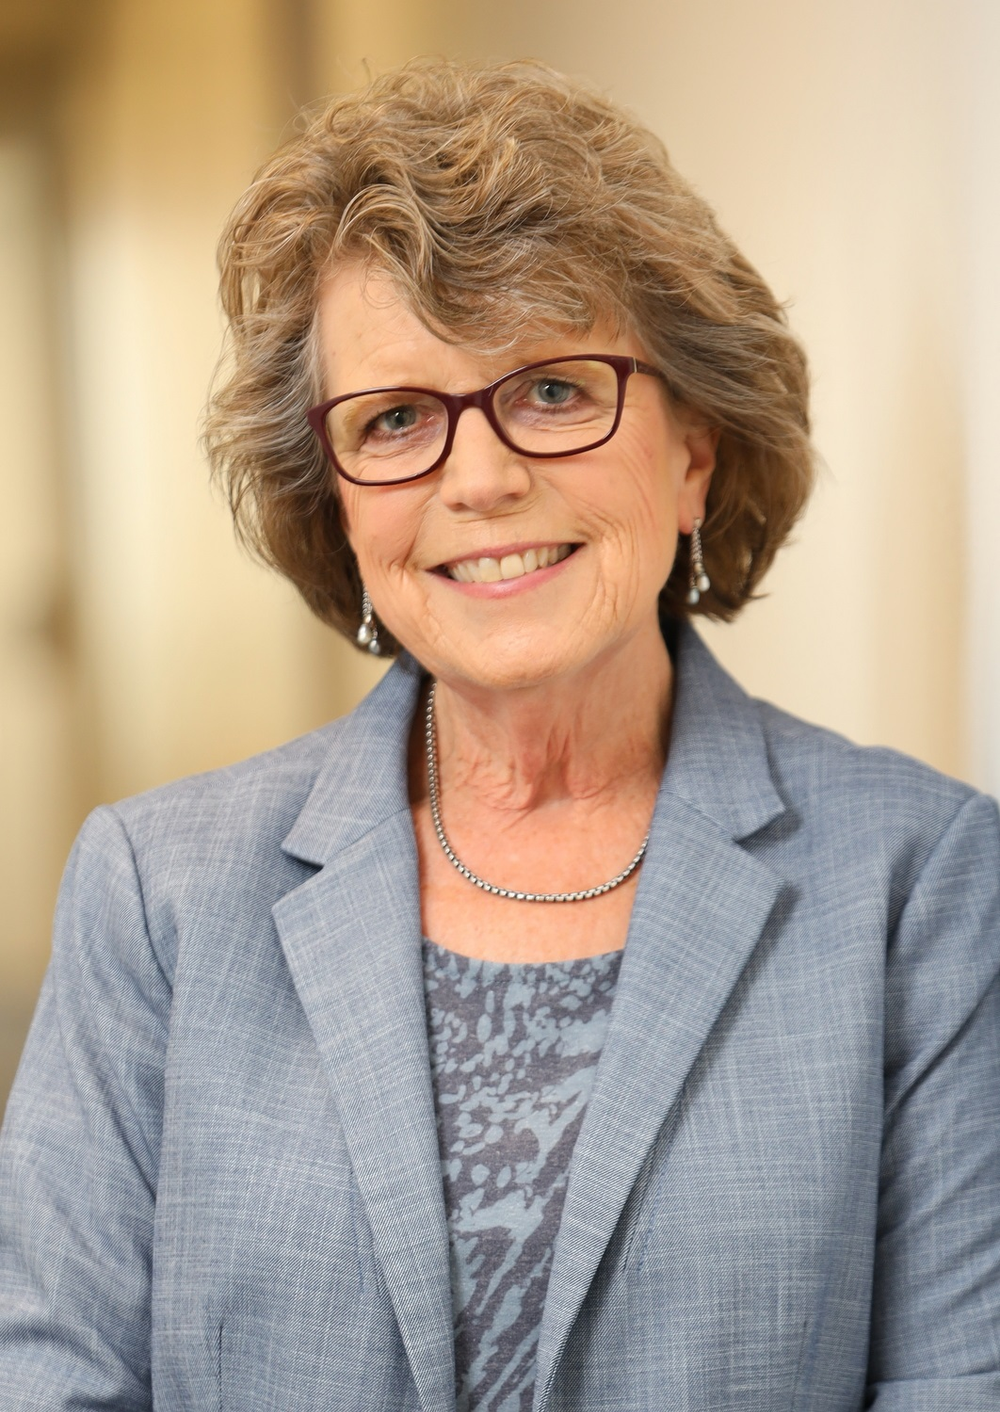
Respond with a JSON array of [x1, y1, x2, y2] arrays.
[[306, 354, 668, 486]]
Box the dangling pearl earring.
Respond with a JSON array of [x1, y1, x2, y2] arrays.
[[356, 585, 382, 654], [686, 518, 711, 606]]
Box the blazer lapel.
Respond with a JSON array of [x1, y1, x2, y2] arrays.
[[273, 656, 455, 1412], [534, 627, 788, 1410], [269, 627, 787, 1412]]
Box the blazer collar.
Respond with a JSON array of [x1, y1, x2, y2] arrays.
[[275, 624, 787, 1412], [661, 622, 784, 839], [281, 622, 784, 869], [280, 648, 423, 867]]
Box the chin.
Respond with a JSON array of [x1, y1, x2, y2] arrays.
[[422, 628, 602, 694]]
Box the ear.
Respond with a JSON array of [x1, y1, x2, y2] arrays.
[[677, 423, 719, 535]]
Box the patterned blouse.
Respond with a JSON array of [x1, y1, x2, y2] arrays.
[[422, 938, 623, 1412]]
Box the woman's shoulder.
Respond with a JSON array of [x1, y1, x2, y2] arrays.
[[675, 625, 995, 855], [747, 695, 999, 916], [107, 715, 346, 850], [103, 653, 421, 858], [60, 721, 351, 977], [64, 657, 422, 959], [68, 722, 341, 922], [753, 693, 985, 819]]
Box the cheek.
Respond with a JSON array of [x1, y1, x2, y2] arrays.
[[627, 432, 686, 557], [580, 433, 681, 561], [340, 488, 424, 577]]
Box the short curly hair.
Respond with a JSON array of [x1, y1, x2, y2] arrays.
[[205, 58, 814, 656]]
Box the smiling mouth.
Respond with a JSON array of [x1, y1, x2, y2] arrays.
[[442, 544, 577, 584]]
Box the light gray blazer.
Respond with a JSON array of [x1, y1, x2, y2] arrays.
[[1, 625, 999, 1411]]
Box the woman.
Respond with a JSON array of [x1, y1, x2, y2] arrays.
[[1, 59, 998, 1412]]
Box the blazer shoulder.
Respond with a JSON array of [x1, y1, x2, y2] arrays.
[[750, 697, 999, 905], [107, 715, 349, 855], [754, 695, 982, 815], [51, 720, 358, 996], [104, 652, 421, 862]]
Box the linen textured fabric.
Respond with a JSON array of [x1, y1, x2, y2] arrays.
[[422, 938, 623, 1411], [0, 624, 998, 1411]]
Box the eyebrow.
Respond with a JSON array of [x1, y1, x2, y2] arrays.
[[335, 346, 630, 396]]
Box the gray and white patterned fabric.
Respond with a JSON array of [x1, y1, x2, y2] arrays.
[[0, 622, 999, 1410], [423, 939, 622, 1411]]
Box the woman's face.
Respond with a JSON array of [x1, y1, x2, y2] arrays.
[[318, 264, 716, 693]]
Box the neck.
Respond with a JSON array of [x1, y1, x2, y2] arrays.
[[422, 616, 673, 815]]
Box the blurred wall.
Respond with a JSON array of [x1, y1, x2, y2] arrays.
[[1, 0, 997, 1110], [60, 0, 385, 803], [961, 0, 1000, 796], [0, 0, 388, 1111], [0, 125, 77, 1104]]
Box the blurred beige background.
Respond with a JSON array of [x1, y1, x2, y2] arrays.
[[2, 0, 998, 1114]]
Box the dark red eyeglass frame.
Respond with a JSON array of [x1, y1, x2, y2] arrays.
[[305, 353, 668, 487]]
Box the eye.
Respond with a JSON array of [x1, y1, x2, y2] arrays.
[[531, 377, 577, 406], [368, 403, 419, 436]]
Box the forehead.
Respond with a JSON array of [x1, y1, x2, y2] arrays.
[[316, 261, 634, 394]]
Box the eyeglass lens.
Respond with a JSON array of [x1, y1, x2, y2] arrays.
[[324, 358, 622, 484]]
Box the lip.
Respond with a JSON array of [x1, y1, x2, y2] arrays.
[[430, 542, 581, 598], [435, 540, 577, 570]]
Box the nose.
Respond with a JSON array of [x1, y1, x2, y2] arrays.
[[436, 405, 533, 513]]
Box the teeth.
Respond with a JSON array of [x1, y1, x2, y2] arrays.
[[447, 544, 572, 583]]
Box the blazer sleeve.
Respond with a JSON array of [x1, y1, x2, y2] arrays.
[[867, 790, 1000, 1408], [0, 806, 171, 1411]]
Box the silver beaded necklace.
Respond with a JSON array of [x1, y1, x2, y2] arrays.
[[424, 681, 650, 903]]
